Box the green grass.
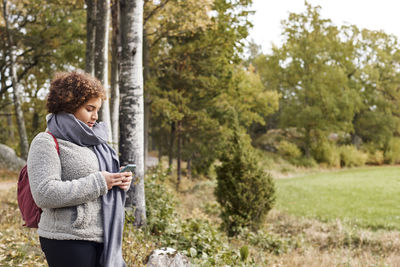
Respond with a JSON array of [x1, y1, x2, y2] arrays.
[[275, 166, 400, 230]]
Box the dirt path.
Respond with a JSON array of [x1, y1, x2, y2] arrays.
[[0, 180, 15, 192]]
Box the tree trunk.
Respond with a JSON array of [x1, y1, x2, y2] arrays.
[[119, 0, 146, 227], [176, 121, 182, 189], [3, 0, 29, 159], [6, 106, 14, 141], [32, 111, 39, 133], [85, 0, 96, 75], [95, 0, 112, 142], [143, 29, 151, 172], [110, 0, 120, 151], [305, 128, 311, 158], [168, 122, 175, 170], [157, 144, 162, 162], [187, 158, 191, 179]]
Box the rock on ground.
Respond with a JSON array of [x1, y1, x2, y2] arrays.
[[0, 144, 26, 171], [146, 156, 158, 168], [146, 247, 191, 267]]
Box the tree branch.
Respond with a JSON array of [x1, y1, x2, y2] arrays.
[[144, 0, 170, 25]]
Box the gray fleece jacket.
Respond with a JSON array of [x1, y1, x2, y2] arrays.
[[27, 132, 108, 242]]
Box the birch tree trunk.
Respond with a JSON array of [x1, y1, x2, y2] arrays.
[[119, 0, 146, 227], [95, 0, 112, 141], [143, 29, 150, 172], [110, 0, 120, 151], [85, 0, 96, 75], [6, 102, 15, 141], [3, 0, 29, 160]]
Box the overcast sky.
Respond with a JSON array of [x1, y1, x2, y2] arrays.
[[248, 0, 400, 53]]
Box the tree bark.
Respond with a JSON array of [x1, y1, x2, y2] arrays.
[[95, 0, 112, 142], [6, 105, 14, 141], [168, 122, 175, 169], [110, 0, 120, 151], [119, 0, 146, 227], [143, 29, 151, 172], [157, 144, 162, 162], [85, 0, 96, 75], [4, 92, 15, 141], [176, 121, 182, 189], [3, 0, 29, 160]]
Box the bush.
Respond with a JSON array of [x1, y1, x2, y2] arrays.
[[289, 156, 318, 168], [339, 145, 368, 167], [240, 228, 293, 255], [311, 141, 340, 167], [384, 138, 400, 164], [159, 218, 245, 266], [276, 140, 302, 159], [215, 130, 275, 236], [366, 150, 385, 165], [143, 166, 177, 235], [362, 143, 384, 165], [133, 166, 249, 266]]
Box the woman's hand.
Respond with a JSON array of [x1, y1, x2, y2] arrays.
[[118, 172, 133, 191], [101, 171, 125, 190]]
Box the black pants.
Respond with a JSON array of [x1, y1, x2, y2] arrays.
[[39, 237, 103, 267]]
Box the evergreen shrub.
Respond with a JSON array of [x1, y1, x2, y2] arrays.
[[215, 130, 275, 236], [339, 145, 368, 167]]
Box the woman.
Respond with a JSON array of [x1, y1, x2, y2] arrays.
[[27, 71, 131, 267]]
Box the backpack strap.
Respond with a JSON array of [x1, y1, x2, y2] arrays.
[[46, 131, 59, 154]]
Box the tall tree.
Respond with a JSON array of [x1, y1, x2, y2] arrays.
[[110, 0, 120, 150], [150, 0, 258, 182], [85, 0, 96, 75], [352, 29, 400, 150], [119, 0, 146, 227], [0, 0, 86, 149], [255, 3, 359, 156], [142, 0, 213, 170], [2, 0, 29, 159], [94, 0, 112, 141]]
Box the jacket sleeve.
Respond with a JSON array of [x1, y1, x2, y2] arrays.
[[27, 133, 108, 209]]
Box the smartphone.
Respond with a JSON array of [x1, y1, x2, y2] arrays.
[[120, 164, 136, 173]]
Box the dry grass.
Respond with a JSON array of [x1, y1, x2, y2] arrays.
[[267, 249, 400, 267], [0, 169, 19, 182], [0, 184, 46, 267], [260, 210, 400, 266], [267, 209, 400, 251]]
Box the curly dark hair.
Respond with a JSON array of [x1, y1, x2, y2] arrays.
[[46, 71, 106, 114]]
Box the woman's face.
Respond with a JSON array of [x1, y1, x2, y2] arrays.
[[73, 97, 102, 128]]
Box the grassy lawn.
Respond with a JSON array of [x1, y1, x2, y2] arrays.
[[275, 166, 400, 230]]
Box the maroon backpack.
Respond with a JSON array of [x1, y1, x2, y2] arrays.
[[17, 132, 59, 228]]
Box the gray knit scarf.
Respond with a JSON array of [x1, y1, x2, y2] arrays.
[[47, 112, 126, 267]]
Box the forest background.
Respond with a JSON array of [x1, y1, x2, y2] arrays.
[[2, 0, 400, 266], [2, 0, 400, 174]]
